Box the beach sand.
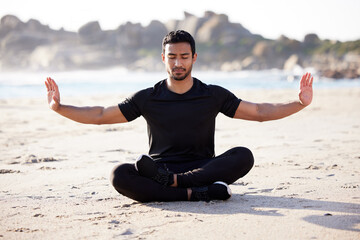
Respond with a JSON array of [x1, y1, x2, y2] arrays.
[[0, 88, 359, 239]]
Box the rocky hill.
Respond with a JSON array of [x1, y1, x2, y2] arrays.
[[1, 12, 359, 79]]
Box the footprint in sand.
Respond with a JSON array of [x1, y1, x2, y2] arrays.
[[305, 165, 321, 170], [24, 154, 59, 164], [0, 169, 20, 174], [33, 213, 45, 217], [341, 183, 359, 189]]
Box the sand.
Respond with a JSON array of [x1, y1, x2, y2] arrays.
[[0, 88, 359, 239]]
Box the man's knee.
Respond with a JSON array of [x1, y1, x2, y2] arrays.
[[110, 163, 135, 189], [110, 163, 153, 202], [231, 147, 255, 170]]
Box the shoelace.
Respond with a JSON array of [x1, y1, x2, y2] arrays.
[[152, 168, 171, 186]]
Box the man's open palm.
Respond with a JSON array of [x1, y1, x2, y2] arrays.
[[299, 72, 313, 106], [45, 77, 60, 111]]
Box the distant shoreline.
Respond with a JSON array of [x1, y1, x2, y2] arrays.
[[0, 70, 359, 99]]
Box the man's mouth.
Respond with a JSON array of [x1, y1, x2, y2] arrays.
[[173, 68, 186, 73]]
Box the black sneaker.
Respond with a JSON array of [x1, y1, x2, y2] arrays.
[[190, 181, 232, 202], [135, 155, 174, 186]]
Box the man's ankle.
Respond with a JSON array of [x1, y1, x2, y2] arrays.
[[187, 188, 192, 201], [170, 174, 178, 187]]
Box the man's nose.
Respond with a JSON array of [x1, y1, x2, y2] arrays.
[[174, 58, 182, 67]]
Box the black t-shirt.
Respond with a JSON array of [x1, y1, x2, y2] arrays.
[[118, 78, 241, 162]]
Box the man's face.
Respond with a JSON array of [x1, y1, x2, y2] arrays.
[[162, 42, 197, 81]]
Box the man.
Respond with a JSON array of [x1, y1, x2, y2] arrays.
[[45, 30, 313, 203]]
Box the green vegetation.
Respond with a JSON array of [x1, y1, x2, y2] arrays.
[[314, 40, 360, 56]]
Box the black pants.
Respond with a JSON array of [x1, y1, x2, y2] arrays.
[[110, 147, 254, 202]]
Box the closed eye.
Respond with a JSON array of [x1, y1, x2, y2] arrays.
[[181, 54, 190, 59]]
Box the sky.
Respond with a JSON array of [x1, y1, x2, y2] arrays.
[[1, 0, 360, 42]]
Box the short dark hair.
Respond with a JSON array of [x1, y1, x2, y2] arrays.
[[162, 30, 196, 57]]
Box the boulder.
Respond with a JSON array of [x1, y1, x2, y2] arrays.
[[78, 21, 105, 44], [143, 20, 168, 48], [252, 41, 273, 58], [1, 32, 49, 52], [321, 69, 344, 79], [116, 22, 143, 48], [0, 15, 26, 38], [0, 15, 24, 30], [196, 11, 253, 45], [196, 13, 229, 43], [176, 14, 204, 37], [78, 21, 102, 35], [303, 33, 321, 48], [276, 35, 301, 53], [26, 19, 51, 32]]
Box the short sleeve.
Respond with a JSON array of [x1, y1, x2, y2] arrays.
[[118, 89, 148, 122], [211, 85, 242, 118]]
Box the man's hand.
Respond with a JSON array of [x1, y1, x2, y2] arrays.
[[299, 72, 313, 107], [45, 77, 60, 111]]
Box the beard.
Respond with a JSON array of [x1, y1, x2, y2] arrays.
[[168, 64, 193, 81]]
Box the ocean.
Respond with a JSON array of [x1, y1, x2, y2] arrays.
[[0, 69, 359, 99]]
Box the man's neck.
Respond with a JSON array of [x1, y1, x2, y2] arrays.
[[166, 76, 194, 94]]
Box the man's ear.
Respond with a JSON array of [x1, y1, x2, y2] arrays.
[[161, 53, 165, 63], [193, 53, 198, 63]]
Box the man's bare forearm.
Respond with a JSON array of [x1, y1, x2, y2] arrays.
[[54, 104, 106, 124], [256, 101, 306, 122]]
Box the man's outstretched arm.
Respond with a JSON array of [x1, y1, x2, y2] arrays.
[[234, 72, 313, 122], [45, 77, 128, 124]]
